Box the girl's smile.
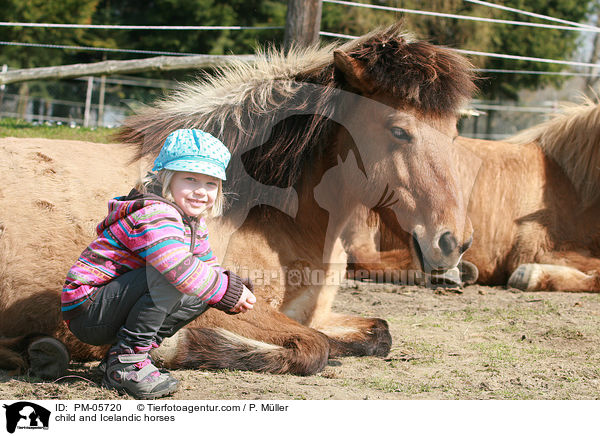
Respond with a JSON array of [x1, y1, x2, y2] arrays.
[[170, 171, 220, 217]]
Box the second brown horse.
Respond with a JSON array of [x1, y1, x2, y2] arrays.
[[345, 100, 600, 292]]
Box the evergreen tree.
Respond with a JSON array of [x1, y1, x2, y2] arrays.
[[87, 0, 286, 62], [322, 0, 496, 53], [0, 0, 100, 68], [478, 0, 591, 99], [322, 0, 593, 100], [0, 0, 101, 118]]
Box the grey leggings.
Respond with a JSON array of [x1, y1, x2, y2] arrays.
[[69, 267, 208, 351]]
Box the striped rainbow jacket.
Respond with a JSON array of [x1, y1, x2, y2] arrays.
[[61, 189, 243, 320]]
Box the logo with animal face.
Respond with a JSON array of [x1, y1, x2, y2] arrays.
[[2, 402, 50, 433]]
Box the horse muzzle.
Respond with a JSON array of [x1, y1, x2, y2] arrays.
[[412, 228, 473, 273]]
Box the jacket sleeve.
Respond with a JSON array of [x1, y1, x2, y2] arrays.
[[107, 202, 243, 310]]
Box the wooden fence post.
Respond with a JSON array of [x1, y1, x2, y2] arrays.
[[0, 64, 7, 110], [83, 76, 93, 127], [98, 75, 106, 127], [284, 0, 322, 52]]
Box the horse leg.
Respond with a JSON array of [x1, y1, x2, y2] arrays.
[[0, 334, 70, 379], [343, 208, 418, 282], [293, 257, 392, 358], [0, 336, 30, 375], [0, 317, 106, 379], [508, 251, 600, 292], [150, 300, 330, 376], [347, 245, 419, 283], [311, 312, 392, 358]]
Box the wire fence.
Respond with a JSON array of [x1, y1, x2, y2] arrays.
[[0, 76, 160, 127], [0, 13, 278, 127], [0, 41, 201, 56], [319, 30, 600, 70], [0, 22, 283, 30], [0, 0, 597, 139], [322, 0, 600, 33], [464, 0, 599, 30], [0, 92, 126, 126]]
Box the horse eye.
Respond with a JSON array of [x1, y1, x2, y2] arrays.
[[391, 127, 412, 142]]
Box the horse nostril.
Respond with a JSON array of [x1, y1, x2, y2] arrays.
[[438, 231, 457, 256]]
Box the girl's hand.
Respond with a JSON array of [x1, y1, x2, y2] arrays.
[[232, 285, 256, 313]]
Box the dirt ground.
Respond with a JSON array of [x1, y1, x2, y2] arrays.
[[1, 137, 598, 400], [2, 280, 599, 401]]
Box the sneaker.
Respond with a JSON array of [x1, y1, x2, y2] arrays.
[[101, 347, 179, 400], [96, 351, 168, 374]]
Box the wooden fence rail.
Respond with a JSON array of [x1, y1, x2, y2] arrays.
[[0, 54, 255, 86]]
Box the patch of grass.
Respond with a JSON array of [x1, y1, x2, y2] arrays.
[[441, 306, 503, 324], [580, 294, 600, 303], [471, 342, 517, 368], [522, 344, 572, 359], [368, 377, 399, 392], [400, 340, 445, 365], [0, 118, 115, 143], [491, 389, 538, 400], [512, 296, 563, 316], [542, 326, 585, 340], [390, 378, 445, 396]]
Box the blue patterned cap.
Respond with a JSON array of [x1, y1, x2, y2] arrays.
[[152, 129, 231, 180]]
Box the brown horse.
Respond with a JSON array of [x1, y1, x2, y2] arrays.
[[0, 25, 476, 378], [345, 99, 600, 292]]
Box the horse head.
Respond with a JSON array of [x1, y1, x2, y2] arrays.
[[326, 33, 476, 273]]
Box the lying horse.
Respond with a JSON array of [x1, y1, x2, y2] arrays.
[[345, 100, 600, 292], [0, 25, 476, 378]]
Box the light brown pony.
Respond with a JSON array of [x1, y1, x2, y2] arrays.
[[345, 100, 600, 292], [0, 25, 476, 377]]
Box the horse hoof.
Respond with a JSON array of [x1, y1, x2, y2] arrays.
[[459, 260, 479, 285], [508, 264, 541, 291], [373, 320, 392, 357], [28, 337, 70, 380]]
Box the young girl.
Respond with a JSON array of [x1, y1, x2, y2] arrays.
[[61, 129, 255, 399]]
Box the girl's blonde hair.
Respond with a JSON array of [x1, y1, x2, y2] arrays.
[[136, 169, 225, 218]]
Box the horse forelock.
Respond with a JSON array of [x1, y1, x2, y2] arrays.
[[348, 25, 477, 116], [117, 24, 476, 192], [509, 98, 600, 207]]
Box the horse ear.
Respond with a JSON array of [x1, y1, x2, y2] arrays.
[[333, 50, 375, 94]]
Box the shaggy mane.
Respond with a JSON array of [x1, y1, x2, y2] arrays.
[[509, 98, 600, 207], [117, 24, 476, 200]]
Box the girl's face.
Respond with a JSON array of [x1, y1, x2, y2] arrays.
[[169, 171, 219, 217]]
